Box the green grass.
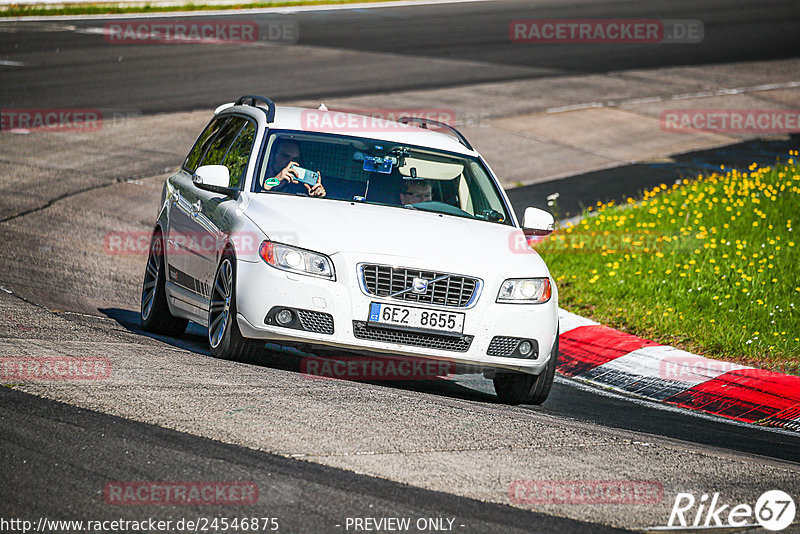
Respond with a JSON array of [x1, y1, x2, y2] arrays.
[[537, 153, 800, 374], [0, 0, 400, 17]]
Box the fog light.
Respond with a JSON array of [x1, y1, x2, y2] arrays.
[[518, 340, 533, 357], [276, 309, 293, 325]]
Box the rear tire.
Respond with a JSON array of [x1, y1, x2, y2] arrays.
[[208, 251, 262, 362], [141, 230, 188, 336], [493, 331, 559, 406]]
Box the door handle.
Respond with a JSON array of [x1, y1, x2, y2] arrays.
[[191, 200, 202, 215]]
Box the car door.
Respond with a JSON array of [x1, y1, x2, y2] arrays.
[[167, 116, 227, 297], [180, 115, 257, 300]]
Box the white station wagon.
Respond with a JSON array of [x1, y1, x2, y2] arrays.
[[141, 96, 560, 404]]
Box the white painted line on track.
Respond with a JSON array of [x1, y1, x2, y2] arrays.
[[0, 0, 493, 22], [733, 80, 800, 92], [612, 96, 662, 106], [544, 80, 800, 114], [544, 102, 603, 114], [671, 90, 715, 101], [0, 59, 25, 66]]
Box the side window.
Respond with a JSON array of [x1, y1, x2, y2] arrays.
[[467, 161, 507, 218], [199, 117, 248, 168], [184, 117, 226, 173], [222, 120, 256, 189]]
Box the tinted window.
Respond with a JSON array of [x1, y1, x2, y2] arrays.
[[222, 121, 256, 189], [199, 117, 248, 168], [184, 117, 226, 172]]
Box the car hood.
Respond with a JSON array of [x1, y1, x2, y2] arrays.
[[244, 194, 549, 276]]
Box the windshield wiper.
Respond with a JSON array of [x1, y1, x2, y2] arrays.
[[409, 202, 476, 221]]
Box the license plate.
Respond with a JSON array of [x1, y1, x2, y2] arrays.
[[368, 302, 465, 334]]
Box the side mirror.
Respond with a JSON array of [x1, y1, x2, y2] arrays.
[[522, 207, 555, 236], [193, 165, 235, 195]]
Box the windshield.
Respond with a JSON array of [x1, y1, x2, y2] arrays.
[[255, 131, 512, 225]]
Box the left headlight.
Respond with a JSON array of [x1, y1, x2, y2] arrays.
[[258, 240, 335, 280], [497, 278, 551, 303]]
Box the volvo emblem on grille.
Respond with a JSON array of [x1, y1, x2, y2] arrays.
[[412, 277, 429, 294]]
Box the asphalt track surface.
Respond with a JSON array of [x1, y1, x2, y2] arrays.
[[2, 0, 800, 531], [1, 0, 799, 112], [74, 310, 800, 465], [0, 387, 621, 533]]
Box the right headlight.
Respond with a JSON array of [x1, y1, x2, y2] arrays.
[[258, 240, 335, 280], [496, 278, 551, 303]]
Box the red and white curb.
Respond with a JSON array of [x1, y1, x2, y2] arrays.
[[556, 309, 800, 432]]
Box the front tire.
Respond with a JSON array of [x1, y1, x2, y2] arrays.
[[141, 230, 188, 336], [208, 251, 262, 362], [493, 331, 559, 406]]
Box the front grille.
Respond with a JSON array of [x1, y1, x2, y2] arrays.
[[360, 264, 479, 308], [296, 310, 334, 335], [352, 321, 473, 352], [487, 336, 521, 357]]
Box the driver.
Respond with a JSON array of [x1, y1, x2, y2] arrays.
[[399, 179, 432, 206], [262, 139, 326, 197]]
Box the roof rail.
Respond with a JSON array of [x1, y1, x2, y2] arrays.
[[235, 95, 276, 123], [397, 116, 473, 151]]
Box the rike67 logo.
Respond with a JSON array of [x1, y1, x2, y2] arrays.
[[668, 490, 796, 531]]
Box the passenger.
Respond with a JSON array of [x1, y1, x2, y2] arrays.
[[262, 139, 326, 197]]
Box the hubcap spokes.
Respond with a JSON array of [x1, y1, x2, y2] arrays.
[[142, 237, 161, 320], [209, 259, 232, 348]]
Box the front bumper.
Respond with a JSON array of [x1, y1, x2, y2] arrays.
[[235, 253, 559, 375]]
